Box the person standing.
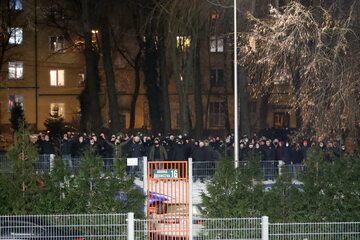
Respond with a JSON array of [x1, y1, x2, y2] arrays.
[[126, 136, 145, 175], [148, 138, 168, 161], [60, 133, 72, 169]]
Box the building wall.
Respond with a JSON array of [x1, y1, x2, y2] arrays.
[[0, 0, 296, 134], [0, 0, 83, 132]]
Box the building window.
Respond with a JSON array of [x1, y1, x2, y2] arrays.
[[48, 3, 65, 21], [50, 70, 65, 86], [210, 9, 220, 20], [8, 61, 23, 79], [8, 28, 23, 45], [209, 102, 225, 127], [8, 95, 24, 112], [50, 103, 65, 118], [210, 69, 224, 86], [78, 72, 85, 86], [49, 36, 65, 53], [176, 36, 191, 51], [273, 112, 290, 128], [210, 36, 224, 52], [9, 0, 22, 10]]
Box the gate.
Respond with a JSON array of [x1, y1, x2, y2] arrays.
[[147, 161, 189, 239]]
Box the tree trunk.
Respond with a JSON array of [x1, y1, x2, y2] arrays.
[[79, 0, 102, 132], [129, 49, 142, 129], [193, 38, 203, 138], [158, 35, 171, 133], [239, 68, 250, 135], [143, 36, 162, 134], [292, 69, 302, 129], [259, 94, 270, 130], [100, 16, 121, 132], [170, 34, 191, 134]]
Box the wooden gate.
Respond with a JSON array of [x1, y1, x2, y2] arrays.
[[147, 161, 189, 239]]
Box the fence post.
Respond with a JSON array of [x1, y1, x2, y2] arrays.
[[188, 158, 193, 240], [127, 212, 135, 240], [143, 156, 148, 217], [262, 216, 269, 240]]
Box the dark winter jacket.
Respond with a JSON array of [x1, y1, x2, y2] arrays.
[[280, 146, 292, 164], [127, 141, 145, 158], [71, 140, 87, 157], [262, 145, 275, 161], [148, 145, 168, 161], [40, 140, 55, 155], [60, 138, 72, 156], [168, 144, 186, 161]]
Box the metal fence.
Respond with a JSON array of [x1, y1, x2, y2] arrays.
[[1, 214, 359, 240], [0, 155, 304, 181], [269, 222, 360, 240], [193, 217, 263, 240], [0, 214, 128, 239], [192, 160, 304, 181], [0, 155, 145, 178]]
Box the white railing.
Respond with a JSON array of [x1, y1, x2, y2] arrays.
[[1, 213, 358, 240], [0, 213, 128, 239], [269, 222, 360, 240], [0, 154, 304, 181]]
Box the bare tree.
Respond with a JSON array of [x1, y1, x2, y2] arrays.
[[242, 1, 360, 141], [0, 1, 24, 84]]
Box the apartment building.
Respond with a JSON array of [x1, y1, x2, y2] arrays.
[[0, 0, 296, 136], [0, 0, 83, 133]]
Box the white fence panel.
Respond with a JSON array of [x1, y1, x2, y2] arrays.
[[0, 214, 128, 239], [269, 222, 360, 240]]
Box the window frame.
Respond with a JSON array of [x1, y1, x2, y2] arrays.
[[8, 27, 23, 45], [49, 69, 65, 87], [210, 69, 224, 86], [209, 35, 224, 53], [50, 103, 65, 118], [49, 35, 65, 53], [209, 101, 225, 127], [9, 0, 23, 11], [8, 61, 24, 80], [8, 94, 24, 112]]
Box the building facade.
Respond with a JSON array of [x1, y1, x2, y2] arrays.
[[0, 0, 296, 137]]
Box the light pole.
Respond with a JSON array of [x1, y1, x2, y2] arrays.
[[234, 0, 239, 168]]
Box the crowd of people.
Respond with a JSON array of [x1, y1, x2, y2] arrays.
[[35, 131, 347, 166]]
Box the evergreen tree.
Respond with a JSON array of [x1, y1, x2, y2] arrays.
[[38, 150, 145, 216], [202, 151, 264, 218], [295, 147, 360, 222], [262, 167, 300, 222], [0, 174, 13, 214], [6, 119, 40, 214], [36, 157, 73, 213], [44, 115, 66, 147], [9, 102, 26, 132], [202, 147, 360, 222]]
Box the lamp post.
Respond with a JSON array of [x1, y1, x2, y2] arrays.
[[234, 0, 239, 168]]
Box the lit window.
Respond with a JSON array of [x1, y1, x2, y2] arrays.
[[210, 36, 224, 52], [78, 72, 85, 86], [9, 0, 22, 10], [8, 95, 24, 112], [50, 103, 65, 118], [176, 36, 191, 51], [91, 30, 99, 43], [210, 9, 219, 20], [209, 102, 225, 127], [8, 61, 23, 79], [49, 36, 65, 53], [8, 28, 23, 45], [50, 70, 65, 86], [210, 69, 224, 86]]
